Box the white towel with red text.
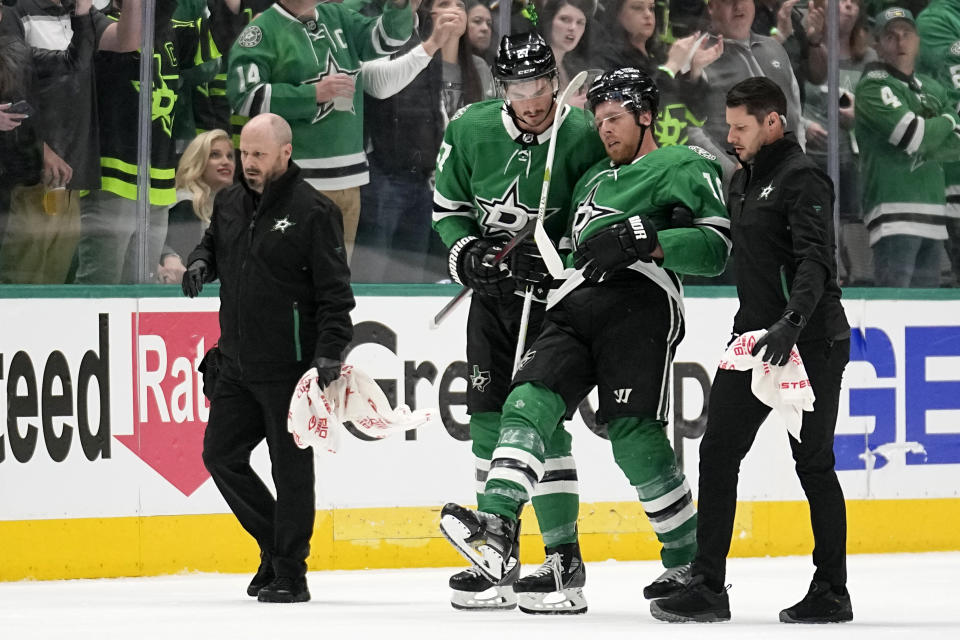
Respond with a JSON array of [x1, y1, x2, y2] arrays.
[[717, 331, 816, 442], [287, 364, 435, 453]]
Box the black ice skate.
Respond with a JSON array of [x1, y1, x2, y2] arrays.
[[449, 519, 520, 611], [649, 575, 730, 623], [440, 503, 517, 584], [643, 562, 691, 599], [779, 580, 853, 623], [513, 542, 587, 615]]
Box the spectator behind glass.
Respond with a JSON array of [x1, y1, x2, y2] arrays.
[[752, 0, 827, 103], [466, 0, 495, 66], [539, 0, 594, 106], [803, 0, 875, 286], [0, 4, 42, 257], [691, 0, 805, 180], [354, 0, 495, 284], [0, 0, 141, 284], [854, 7, 960, 288], [74, 0, 203, 285], [157, 129, 235, 284]]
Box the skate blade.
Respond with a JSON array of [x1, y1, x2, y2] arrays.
[[439, 514, 505, 584], [649, 600, 730, 623], [517, 588, 588, 615], [451, 586, 518, 611]]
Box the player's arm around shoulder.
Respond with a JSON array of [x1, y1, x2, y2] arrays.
[[656, 149, 731, 277]]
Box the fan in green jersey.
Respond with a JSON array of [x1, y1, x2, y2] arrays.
[[439, 67, 731, 613]]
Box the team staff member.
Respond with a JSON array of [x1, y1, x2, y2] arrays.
[[182, 113, 354, 604], [651, 77, 852, 624], [439, 68, 731, 612], [432, 32, 606, 613]]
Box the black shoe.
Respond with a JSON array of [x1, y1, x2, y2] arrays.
[[246, 556, 275, 597], [257, 576, 310, 603], [779, 580, 852, 623], [649, 575, 730, 623], [643, 563, 691, 599], [514, 542, 587, 615], [439, 503, 518, 584]]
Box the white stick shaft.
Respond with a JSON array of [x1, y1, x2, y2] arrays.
[[512, 287, 534, 376], [534, 70, 589, 279]]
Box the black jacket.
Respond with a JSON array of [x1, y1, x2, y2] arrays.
[[188, 162, 355, 380], [727, 134, 849, 342]]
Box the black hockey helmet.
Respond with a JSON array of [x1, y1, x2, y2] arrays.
[[586, 67, 660, 121], [494, 32, 557, 83]]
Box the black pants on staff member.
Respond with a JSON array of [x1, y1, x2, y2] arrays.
[[202, 360, 315, 591], [694, 335, 851, 591]]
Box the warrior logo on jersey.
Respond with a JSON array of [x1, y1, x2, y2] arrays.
[[571, 179, 623, 247], [309, 51, 360, 123], [518, 350, 536, 370], [470, 365, 491, 392], [238, 26, 262, 48], [475, 177, 557, 235]]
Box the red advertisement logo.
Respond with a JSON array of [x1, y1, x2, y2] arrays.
[[118, 312, 220, 496]]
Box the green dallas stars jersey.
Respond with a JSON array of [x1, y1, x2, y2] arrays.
[[564, 145, 731, 307], [432, 100, 606, 249], [227, 2, 412, 190], [917, 0, 960, 208], [854, 62, 960, 243]]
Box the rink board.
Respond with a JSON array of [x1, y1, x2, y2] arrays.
[[1, 286, 959, 580]]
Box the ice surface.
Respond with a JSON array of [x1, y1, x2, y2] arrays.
[[1, 552, 956, 639]]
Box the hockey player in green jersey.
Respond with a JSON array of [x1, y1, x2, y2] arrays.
[[439, 67, 731, 612], [917, 0, 960, 283], [854, 7, 960, 286], [432, 32, 605, 614], [227, 0, 412, 259]]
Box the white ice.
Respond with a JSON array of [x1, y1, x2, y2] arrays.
[[2, 552, 957, 639]]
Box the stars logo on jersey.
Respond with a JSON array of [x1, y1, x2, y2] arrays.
[[470, 365, 491, 392], [571, 180, 623, 246], [759, 183, 775, 200], [952, 41, 960, 57], [308, 51, 360, 123], [272, 216, 296, 233], [238, 25, 262, 48], [476, 177, 557, 235]]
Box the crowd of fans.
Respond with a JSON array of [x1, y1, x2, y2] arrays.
[[0, 0, 958, 287]]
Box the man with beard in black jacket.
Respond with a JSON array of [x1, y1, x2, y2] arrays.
[[651, 77, 852, 625], [182, 112, 354, 604]]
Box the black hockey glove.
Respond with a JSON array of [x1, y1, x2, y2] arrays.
[[448, 236, 515, 297], [751, 311, 806, 367], [573, 215, 659, 282], [181, 259, 209, 298], [311, 356, 342, 388], [670, 205, 695, 228], [509, 240, 551, 294]]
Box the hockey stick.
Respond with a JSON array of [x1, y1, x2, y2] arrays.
[[533, 70, 589, 279], [512, 70, 591, 373], [429, 221, 537, 330]]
